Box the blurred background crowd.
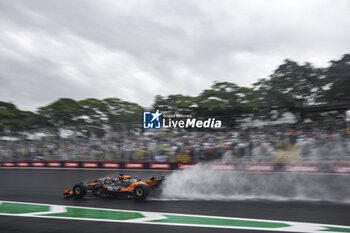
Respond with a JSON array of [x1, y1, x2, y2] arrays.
[[1, 121, 349, 163]]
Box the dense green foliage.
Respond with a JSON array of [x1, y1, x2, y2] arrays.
[[1, 54, 349, 134], [324, 54, 350, 103], [36, 98, 142, 136], [0, 102, 49, 133]]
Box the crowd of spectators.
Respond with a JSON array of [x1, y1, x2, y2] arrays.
[[1, 122, 350, 163]]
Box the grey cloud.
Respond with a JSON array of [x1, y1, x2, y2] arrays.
[[0, 0, 350, 111]]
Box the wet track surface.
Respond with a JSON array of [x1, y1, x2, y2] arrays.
[[0, 169, 349, 233]]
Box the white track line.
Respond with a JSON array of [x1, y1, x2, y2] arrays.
[[0, 200, 350, 233]]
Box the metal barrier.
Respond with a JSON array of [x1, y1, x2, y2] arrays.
[[1, 161, 350, 175]]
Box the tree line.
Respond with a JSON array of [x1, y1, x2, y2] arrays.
[[1, 54, 349, 135]]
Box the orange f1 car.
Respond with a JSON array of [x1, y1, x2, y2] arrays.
[[63, 174, 165, 201]]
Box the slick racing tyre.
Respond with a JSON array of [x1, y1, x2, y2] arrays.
[[73, 183, 87, 199], [133, 184, 149, 201]]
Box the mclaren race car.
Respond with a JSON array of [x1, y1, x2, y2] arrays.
[[63, 174, 165, 201]]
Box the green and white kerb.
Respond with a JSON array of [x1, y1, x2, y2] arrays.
[[0, 200, 349, 233]]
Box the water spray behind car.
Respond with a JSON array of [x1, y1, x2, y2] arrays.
[[160, 163, 350, 203]]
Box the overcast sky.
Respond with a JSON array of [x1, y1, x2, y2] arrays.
[[0, 0, 349, 111]]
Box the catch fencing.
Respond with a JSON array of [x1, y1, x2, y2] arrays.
[[1, 161, 350, 175]]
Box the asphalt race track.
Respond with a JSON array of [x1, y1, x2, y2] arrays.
[[0, 169, 349, 233]]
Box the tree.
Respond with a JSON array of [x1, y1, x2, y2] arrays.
[[78, 99, 109, 125], [153, 94, 196, 115], [0, 101, 48, 134], [252, 59, 326, 121], [37, 97, 143, 137], [254, 59, 325, 105], [103, 97, 143, 131], [38, 98, 81, 134], [196, 82, 256, 126], [324, 54, 350, 103]]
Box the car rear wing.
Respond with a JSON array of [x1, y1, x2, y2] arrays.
[[150, 175, 165, 182]]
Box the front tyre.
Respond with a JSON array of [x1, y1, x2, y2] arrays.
[[133, 184, 149, 201], [73, 183, 87, 199]]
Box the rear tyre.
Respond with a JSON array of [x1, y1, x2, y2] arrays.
[[73, 183, 87, 199], [133, 184, 149, 201]]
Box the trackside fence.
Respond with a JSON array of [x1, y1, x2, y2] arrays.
[[0, 161, 350, 175]]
